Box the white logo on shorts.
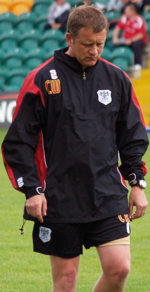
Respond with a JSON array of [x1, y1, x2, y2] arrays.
[[39, 227, 52, 243]]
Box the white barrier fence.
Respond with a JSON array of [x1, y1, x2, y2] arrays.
[[0, 92, 18, 128]]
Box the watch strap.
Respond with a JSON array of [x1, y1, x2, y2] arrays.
[[128, 173, 146, 188]]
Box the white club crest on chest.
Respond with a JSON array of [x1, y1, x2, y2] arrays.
[[97, 90, 112, 105]]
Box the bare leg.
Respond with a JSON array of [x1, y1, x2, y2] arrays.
[[93, 245, 130, 292], [50, 255, 80, 292]]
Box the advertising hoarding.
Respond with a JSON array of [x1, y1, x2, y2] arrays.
[[0, 92, 18, 129]]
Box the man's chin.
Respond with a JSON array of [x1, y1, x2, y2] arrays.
[[84, 60, 98, 67]]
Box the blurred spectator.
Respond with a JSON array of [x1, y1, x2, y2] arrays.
[[82, 0, 107, 9], [113, 2, 148, 65], [144, 0, 150, 5], [131, 0, 146, 13], [105, 1, 129, 29], [107, 0, 149, 13], [144, 0, 150, 11], [107, 0, 128, 12], [44, 0, 71, 32]]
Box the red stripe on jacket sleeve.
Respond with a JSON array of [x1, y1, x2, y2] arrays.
[[1, 146, 18, 190], [2, 57, 54, 192], [141, 161, 148, 176], [131, 86, 146, 129], [34, 130, 47, 190], [13, 57, 54, 121]]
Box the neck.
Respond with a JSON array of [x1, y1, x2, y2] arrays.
[[65, 47, 74, 57]]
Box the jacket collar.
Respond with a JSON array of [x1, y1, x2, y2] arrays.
[[54, 47, 99, 73]]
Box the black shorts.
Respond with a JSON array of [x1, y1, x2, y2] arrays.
[[33, 214, 131, 258]]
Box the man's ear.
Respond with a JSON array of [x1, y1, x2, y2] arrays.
[[66, 32, 73, 47]]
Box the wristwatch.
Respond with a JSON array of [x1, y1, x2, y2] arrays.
[[128, 173, 147, 189]]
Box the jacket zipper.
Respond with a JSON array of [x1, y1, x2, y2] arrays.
[[83, 72, 86, 114]]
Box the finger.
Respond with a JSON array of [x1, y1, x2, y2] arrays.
[[42, 197, 47, 217], [142, 208, 147, 216], [26, 206, 34, 217], [35, 204, 44, 223], [131, 207, 147, 220], [131, 206, 144, 220], [27, 206, 37, 219], [131, 213, 139, 220], [26, 201, 36, 217], [136, 207, 143, 218], [129, 201, 133, 217], [37, 214, 44, 223]]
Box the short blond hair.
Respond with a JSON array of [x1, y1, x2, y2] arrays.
[[67, 4, 109, 39]]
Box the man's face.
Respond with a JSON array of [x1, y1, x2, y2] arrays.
[[66, 27, 107, 70]]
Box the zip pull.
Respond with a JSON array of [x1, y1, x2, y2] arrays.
[[83, 72, 86, 80], [19, 219, 26, 235]]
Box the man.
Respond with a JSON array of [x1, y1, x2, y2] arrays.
[[44, 0, 71, 32], [2, 5, 149, 292], [113, 2, 148, 66], [107, 0, 128, 12], [107, 0, 147, 13]]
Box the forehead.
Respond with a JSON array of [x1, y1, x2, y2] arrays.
[[76, 27, 107, 42], [125, 6, 133, 12]]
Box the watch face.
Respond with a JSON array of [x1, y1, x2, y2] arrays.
[[139, 180, 147, 189]]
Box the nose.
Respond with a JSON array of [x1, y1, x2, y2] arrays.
[[89, 45, 98, 55]]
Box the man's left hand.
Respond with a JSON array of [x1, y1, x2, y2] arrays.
[[129, 186, 148, 220]]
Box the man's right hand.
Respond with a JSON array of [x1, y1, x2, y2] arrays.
[[26, 195, 47, 223]]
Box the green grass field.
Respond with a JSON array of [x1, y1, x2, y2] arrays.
[[0, 129, 150, 292]]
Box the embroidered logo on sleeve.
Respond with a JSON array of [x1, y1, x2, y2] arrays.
[[97, 90, 112, 105], [17, 177, 24, 188], [49, 69, 58, 80], [45, 79, 61, 94], [39, 227, 52, 243]]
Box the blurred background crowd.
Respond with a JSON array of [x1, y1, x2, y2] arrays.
[[0, 0, 150, 92]]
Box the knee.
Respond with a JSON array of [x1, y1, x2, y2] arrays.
[[51, 256, 79, 292], [105, 259, 130, 284], [116, 260, 130, 282], [59, 267, 77, 291]]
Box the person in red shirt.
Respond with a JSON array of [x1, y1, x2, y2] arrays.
[[113, 2, 148, 65]]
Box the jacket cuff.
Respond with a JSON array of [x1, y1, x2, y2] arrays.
[[25, 187, 44, 199], [128, 173, 144, 185]]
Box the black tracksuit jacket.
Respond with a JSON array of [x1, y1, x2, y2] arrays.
[[2, 48, 149, 223]]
